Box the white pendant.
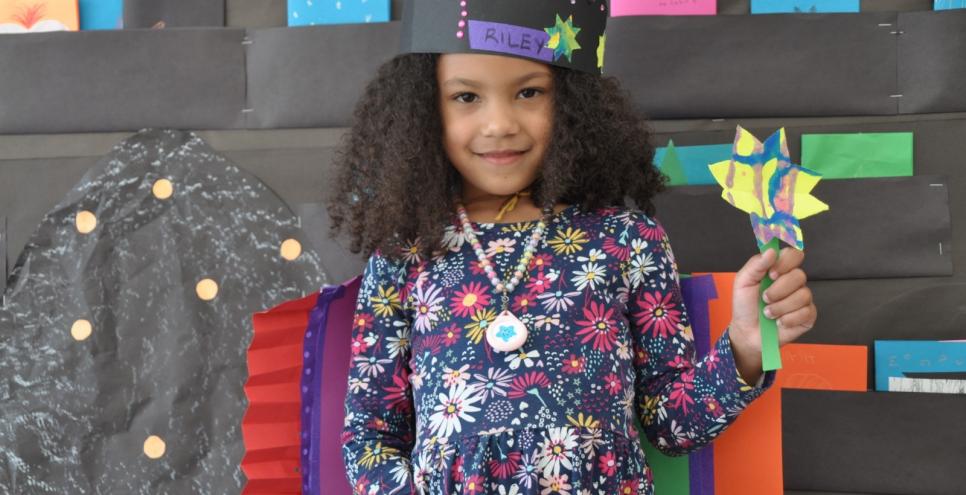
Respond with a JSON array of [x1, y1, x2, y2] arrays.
[[486, 310, 529, 352]]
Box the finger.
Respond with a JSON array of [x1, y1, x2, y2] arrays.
[[777, 304, 818, 345], [769, 247, 805, 280], [763, 268, 807, 303], [764, 286, 812, 320], [734, 248, 778, 289]]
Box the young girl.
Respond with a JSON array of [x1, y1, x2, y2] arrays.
[[331, 2, 816, 494]]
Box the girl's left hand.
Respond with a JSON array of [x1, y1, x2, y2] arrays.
[[728, 247, 818, 382]]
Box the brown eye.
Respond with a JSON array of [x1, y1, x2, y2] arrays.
[[454, 92, 479, 103], [518, 88, 543, 99]]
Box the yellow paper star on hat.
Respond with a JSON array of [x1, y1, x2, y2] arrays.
[[596, 34, 605, 69]]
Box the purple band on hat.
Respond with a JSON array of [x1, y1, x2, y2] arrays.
[[468, 20, 553, 62]]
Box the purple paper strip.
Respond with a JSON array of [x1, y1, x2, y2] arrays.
[[301, 275, 362, 495], [680, 274, 717, 495], [301, 287, 335, 495], [690, 446, 715, 495], [680, 274, 717, 359], [468, 20, 553, 62]]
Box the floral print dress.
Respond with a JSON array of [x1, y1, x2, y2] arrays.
[[341, 204, 776, 495]]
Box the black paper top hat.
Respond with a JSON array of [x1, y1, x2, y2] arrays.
[[401, 0, 609, 74]]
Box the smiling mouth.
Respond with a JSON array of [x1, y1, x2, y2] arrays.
[[476, 149, 528, 165]]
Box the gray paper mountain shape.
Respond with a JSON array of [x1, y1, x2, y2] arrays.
[[0, 129, 324, 494]]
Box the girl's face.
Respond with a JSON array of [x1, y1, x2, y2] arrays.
[[437, 53, 553, 202]]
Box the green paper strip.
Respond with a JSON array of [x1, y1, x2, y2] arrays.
[[759, 238, 782, 371], [640, 434, 691, 495], [800, 132, 913, 179]]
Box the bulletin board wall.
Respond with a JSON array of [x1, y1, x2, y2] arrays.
[[2, 2, 965, 494]]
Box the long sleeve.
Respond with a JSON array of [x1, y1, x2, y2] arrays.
[[341, 249, 417, 495], [624, 216, 776, 457]]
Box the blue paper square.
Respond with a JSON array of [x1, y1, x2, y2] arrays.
[[874, 340, 966, 392], [751, 0, 859, 13], [80, 0, 123, 30], [935, 0, 966, 9], [288, 0, 390, 26]]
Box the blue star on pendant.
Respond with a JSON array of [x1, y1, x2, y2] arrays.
[[496, 325, 517, 342]]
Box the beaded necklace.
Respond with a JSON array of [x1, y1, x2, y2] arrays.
[[455, 200, 554, 352]]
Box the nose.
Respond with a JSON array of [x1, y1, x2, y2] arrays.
[[480, 100, 520, 138]]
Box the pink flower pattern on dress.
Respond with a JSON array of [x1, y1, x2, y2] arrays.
[[632, 291, 682, 339]]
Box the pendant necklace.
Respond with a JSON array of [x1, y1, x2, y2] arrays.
[[455, 200, 554, 353]]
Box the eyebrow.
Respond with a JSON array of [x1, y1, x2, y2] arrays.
[[441, 71, 552, 88]]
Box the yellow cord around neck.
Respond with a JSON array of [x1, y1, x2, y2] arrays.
[[493, 190, 531, 221]]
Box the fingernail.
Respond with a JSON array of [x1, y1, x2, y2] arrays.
[[769, 270, 778, 279], [763, 306, 774, 319], [762, 292, 770, 303]]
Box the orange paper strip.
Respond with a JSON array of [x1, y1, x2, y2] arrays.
[[700, 273, 784, 495], [699, 273, 868, 495]]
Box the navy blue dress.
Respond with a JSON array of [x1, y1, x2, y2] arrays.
[[342, 204, 776, 495]]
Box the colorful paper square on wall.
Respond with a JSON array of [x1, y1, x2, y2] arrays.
[[801, 132, 914, 179], [611, 0, 716, 16], [874, 340, 966, 393], [0, 0, 79, 32], [935, 0, 966, 10], [288, 0, 390, 26], [655, 140, 733, 186], [778, 343, 868, 391], [78, 0, 121, 30], [750, 0, 858, 13]]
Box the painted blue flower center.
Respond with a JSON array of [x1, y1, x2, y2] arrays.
[[496, 325, 516, 342]]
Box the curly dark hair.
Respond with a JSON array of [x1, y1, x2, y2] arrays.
[[327, 53, 666, 263]]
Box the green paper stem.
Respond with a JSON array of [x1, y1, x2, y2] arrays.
[[759, 238, 783, 371]]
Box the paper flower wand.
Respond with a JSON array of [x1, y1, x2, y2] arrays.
[[709, 127, 829, 371]]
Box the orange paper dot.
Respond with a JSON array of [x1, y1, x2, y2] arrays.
[[71, 319, 92, 341], [152, 179, 173, 200], [75, 211, 97, 234], [196, 278, 218, 301], [280, 239, 302, 261], [143, 435, 166, 459]]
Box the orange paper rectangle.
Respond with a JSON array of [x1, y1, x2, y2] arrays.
[[0, 0, 79, 31], [780, 343, 868, 391]]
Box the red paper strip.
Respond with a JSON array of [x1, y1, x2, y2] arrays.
[[242, 292, 319, 495]]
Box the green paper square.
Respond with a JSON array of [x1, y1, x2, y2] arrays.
[[801, 132, 913, 179]]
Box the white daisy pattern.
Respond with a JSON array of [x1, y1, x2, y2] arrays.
[[411, 282, 444, 333], [428, 381, 483, 437]]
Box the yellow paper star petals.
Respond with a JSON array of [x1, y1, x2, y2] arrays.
[[709, 126, 829, 249]]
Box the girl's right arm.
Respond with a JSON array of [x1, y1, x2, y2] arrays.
[[341, 250, 416, 495]]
